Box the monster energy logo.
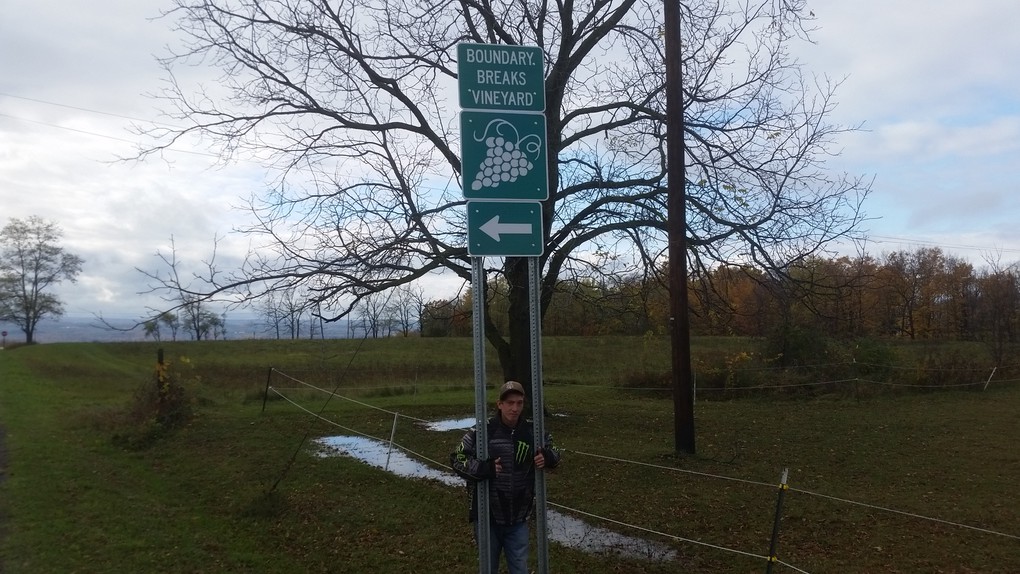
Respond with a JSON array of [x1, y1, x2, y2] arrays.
[[515, 440, 530, 464]]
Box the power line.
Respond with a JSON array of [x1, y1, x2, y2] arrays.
[[0, 113, 138, 145], [0, 91, 225, 159], [0, 91, 178, 128], [0, 111, 223, 159], [0, 112, 220, 159], [866, 234, 1020, 256]]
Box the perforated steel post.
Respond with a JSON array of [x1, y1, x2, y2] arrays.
[[529, 257, 549, 573], [471, 257, 492, 574]]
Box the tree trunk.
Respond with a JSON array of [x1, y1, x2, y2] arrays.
[[505, 257, 532, 386]]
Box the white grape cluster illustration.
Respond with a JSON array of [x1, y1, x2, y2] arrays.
[[470, 119, 542, 192]]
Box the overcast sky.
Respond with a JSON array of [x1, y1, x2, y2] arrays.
[[2, 0, 1019, 324]]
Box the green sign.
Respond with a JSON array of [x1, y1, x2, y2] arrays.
[[467, 201, 544, 257], [458, 43, 548, 257], [461, 111, 548, 201], [458, 43, 545, 112]]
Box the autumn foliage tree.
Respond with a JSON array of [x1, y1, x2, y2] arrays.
[[420, 246, 1020, 360]]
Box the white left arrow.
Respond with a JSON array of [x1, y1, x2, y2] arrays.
[[480, 216, 532, 241]]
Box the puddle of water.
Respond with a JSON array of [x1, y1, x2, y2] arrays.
[[316, 435, 462, 487], [422, 414, 568, 433], [420, 417, 476, 432], [314, 435, 676, 562], [547, 511, 676, 561]]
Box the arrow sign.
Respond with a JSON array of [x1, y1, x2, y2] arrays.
[[467, 201, 544, 257], [480, 216, 532, 241]]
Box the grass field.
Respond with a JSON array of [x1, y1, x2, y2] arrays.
[[0, 336, 1017, 573]]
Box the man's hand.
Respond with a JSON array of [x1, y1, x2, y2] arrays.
[[534, 451, 545, 469], [493, 457, 503, 474]]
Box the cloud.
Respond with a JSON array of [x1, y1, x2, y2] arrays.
[[1, 0, 175, 108], [853, 115, 1020, 160], [804, 0, 1020, 120]]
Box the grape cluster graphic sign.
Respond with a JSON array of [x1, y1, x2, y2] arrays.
[[458, 43, 547, 257], [461, 113, 547, 201]]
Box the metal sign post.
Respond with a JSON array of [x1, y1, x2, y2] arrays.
[[471, 257, 492, 574], [529, 257, 550, 572]]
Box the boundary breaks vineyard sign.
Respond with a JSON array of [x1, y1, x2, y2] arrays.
[[458, 44, 545, 112], [458, 43, 547, 257]]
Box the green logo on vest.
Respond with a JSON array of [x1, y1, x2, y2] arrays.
[[515, 440, 530, 464]]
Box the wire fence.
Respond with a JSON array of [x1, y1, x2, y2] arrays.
[[269, 368, 1020, 400], [544, 362, 1020, 395], [264, 367, 1019, 573]]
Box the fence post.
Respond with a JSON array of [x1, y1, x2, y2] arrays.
[[261, 367, 275, 414], [765, 468, 790, 574], [385, 411, 400, 471], [984, 367, 997, 391], [156, 348, 168, 411], [156, 348, 166, 382]]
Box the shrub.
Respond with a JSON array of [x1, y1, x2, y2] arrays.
[[112, 356, 195, 449]]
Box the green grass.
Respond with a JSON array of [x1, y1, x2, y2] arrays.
[[1, 337, 1018, 573]]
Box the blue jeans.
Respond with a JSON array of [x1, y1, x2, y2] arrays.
[[477, 518, 529, 574]]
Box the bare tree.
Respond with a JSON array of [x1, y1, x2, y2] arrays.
[[359, 292, 393, 338], [0, 216, 84, 344], [143, 318, 162, 341], [144, 311, 183, 342], [260, 291, 287, 339], [390, 284, 426, 337], [189, 310, 226, 340], [972, 256, 1020, 365], [144, 0, 870, 381], [259, 286, 312, 339], [160, 311, 181, 341], [137, 236, 227, 341]]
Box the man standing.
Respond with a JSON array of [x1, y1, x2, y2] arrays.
[[451, 380, 560, 574]]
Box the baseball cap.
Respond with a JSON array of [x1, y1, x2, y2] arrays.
[[498, 380, 526, 400]]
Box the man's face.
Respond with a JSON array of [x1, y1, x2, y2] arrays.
[[497, 392, 525, 426]]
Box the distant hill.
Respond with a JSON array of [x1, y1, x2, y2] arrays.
[[1, 316, 356, 344]]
